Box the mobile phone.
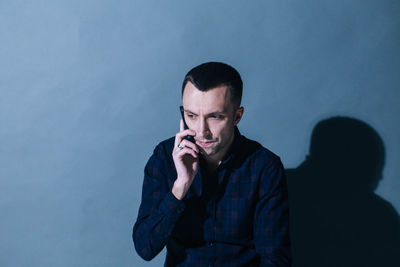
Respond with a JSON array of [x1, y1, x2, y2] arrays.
[[179, 106, 195, 143]]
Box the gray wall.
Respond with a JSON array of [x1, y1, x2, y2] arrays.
[[1, 0, 399, 266]]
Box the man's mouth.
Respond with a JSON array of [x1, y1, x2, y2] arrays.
[[196, 140, 215, 148]]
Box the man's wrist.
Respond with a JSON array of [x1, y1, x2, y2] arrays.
[[172, 179, 190, 200]]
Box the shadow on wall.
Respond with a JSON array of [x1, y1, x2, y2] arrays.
[[286, 116, 400, 267]]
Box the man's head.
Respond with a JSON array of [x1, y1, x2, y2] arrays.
[[181, 62, 244, 162], [182, 62, 243, 109]]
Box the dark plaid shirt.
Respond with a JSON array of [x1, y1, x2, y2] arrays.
[[133, 127, 291, 266]]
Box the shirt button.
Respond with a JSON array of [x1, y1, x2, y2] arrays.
[[208, 242, 214, 247]]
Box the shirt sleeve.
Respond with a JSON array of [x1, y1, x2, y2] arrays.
[[132, 143, 185, 261], [254, 157, 292, 266]]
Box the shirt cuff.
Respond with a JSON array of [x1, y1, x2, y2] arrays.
[[160, 191, 186, 217]]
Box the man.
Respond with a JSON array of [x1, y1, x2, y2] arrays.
[[133, 62, 291, 266]]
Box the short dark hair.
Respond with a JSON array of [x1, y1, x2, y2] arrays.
[[182, 62, 243, 108]]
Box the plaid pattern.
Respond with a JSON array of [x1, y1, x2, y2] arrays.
[[133, 128, 291, 266]]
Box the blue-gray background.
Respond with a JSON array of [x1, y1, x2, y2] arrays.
[[1, 0, 399, 266]]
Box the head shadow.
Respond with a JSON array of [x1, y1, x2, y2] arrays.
[[286, 116, 400, 267]]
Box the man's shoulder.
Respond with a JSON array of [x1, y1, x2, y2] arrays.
[[235, 135, 285, 191], [152, 136, 175, 156], [240, 134, 281, 166], [145, 137, 175, 173]]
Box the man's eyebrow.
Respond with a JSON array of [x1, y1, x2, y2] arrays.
[[207, 111, 226, 116], [183, 109, 197, 115], [184, 109, 227, 115]]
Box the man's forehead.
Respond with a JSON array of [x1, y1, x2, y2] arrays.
[[182, 82, 231, 109]]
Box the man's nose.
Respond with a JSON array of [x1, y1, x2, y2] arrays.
[[197, 118, 210, 138]]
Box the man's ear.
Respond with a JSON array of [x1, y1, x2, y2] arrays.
[[234, 107, 244, 126]]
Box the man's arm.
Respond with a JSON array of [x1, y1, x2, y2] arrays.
[[132, 144, 186, 261], [254, 158, 292, 266], [133, 120, 199, 261]]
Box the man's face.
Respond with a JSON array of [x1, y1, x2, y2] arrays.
[[182, 82, 243, 161]]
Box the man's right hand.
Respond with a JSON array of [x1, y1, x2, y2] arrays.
[[171, 120, 199, 200]]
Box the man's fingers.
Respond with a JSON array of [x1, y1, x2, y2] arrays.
[[174, 118, 196, 149], [174, 129, 196, 148], [180, 119, 184, 132], [176, 147, 198, 159], [177, 129, 196, 139], [179, 139, 199, 153], [174, 120, 186, 148]]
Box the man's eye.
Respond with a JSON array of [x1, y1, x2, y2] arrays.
[[187, 114, 196, 119], [212, 115, 223, 119]]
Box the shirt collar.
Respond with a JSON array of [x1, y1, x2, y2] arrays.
[[218, 126, 243, 168]]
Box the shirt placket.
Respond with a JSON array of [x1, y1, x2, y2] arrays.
[[202, 166, 223, 266]]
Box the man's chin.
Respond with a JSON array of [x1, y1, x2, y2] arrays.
[[199, 147, 216, 157]]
